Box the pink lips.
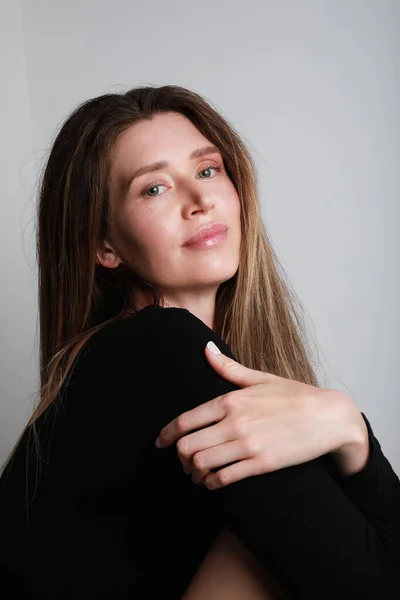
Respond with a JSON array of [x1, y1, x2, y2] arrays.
[[182, 223, 228, 247]]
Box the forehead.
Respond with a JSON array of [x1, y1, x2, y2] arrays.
[[113, 112, 210, 168], [110, 112, 216, 202]]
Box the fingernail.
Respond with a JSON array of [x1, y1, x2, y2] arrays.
[[207, 341, 221, 355], [155, 437, 161, 448]]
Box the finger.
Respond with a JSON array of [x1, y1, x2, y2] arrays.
[[156, 395, 228, 447], [203, 457, 267, 490], [177, 421, 232, 472], [205, 342, 271, 387], [191, 439, 250, 479]]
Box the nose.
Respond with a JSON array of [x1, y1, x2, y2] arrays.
[[183, 180, 216, 215]]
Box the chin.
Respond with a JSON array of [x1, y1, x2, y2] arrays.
[[190, 266, 238, 286]]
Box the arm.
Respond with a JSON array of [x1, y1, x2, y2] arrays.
[[320, 411, 400, 524], [139, 307, 400, 600]]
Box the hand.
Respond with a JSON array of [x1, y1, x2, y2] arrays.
[[155, 342, 369, 489]]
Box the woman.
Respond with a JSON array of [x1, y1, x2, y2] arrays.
[[1, 84, 399, 599]]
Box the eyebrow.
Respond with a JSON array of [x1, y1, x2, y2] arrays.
[[123, 145, 221, 191]]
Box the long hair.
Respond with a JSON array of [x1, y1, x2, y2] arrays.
[[3, 84, 322, 473]]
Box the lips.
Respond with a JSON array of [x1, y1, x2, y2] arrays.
[[182, 223, 228, 246]]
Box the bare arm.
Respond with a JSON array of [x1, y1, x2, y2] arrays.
[[182, 527, 289, 600]]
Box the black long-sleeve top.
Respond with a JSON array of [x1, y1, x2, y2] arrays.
[[1, 305, 399, 599]]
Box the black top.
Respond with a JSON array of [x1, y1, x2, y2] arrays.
[[1, 305, 399, 599]]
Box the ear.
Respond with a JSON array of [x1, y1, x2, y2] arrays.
[[96, 239, 122, 269]]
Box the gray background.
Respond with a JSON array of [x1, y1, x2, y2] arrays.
[[1, 0, 399, 473]]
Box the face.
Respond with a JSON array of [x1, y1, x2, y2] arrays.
[[100, 111, 241, 316]]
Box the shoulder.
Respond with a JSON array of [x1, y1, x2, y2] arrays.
[[61, 305, 237, 417], [63, 305, 239, 429], [46, 305, 240, 480], [131, 304, 236, 362], [70, 305, 235, 376]]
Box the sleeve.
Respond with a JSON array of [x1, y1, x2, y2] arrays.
[[321, 412, 400, 530], [139, 307, 400, 600]]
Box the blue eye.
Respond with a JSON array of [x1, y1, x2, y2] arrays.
[[142, 164, 223, 198], [144, 184, 167, 197], [198, 165, 221, 179]]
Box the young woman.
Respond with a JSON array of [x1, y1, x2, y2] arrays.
[[1, 84, 399, 599]]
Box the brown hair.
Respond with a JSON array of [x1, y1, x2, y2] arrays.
[[3, 84, 323, 473]]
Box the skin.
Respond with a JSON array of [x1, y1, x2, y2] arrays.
[[98, 111, 242, 330], [181, 528, 289, 600], [97, 112, 286, 597]]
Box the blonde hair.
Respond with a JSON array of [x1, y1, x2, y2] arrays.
[[2, 84, 322, 475]]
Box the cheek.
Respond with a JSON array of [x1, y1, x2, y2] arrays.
[[117, 211, 176, 263], [225, 181, 241, 215]]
